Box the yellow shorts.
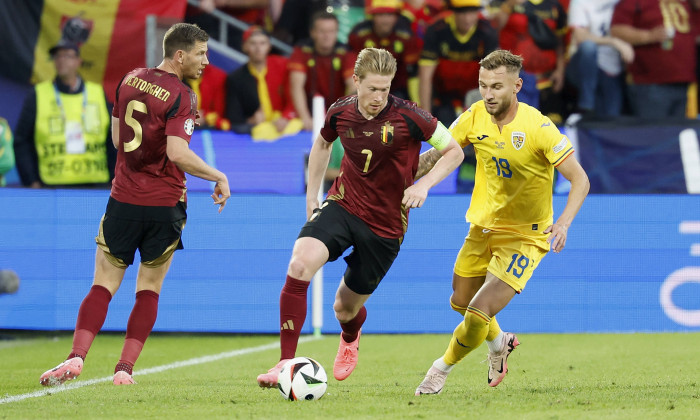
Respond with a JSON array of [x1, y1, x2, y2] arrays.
[[453, 224, 550, 293]]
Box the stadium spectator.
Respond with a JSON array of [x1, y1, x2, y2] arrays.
[[610, 0, 698, 119], [225, 26, 302, 141], [402, 0, 448, 39], [413, 50, 589, 395], [13, 41, 115, 188], [187, 63, 230, 131], [272, 0, 330, 46], [419, 0, 498, 126], [256, 47, 464, 389], [0, 117, 14, 187], [488, 0, 568, 123], [39, 23, 230, 387], [348, 0, 423, 100], [288, 12, 355, 131], [566, 0, 633, 117]]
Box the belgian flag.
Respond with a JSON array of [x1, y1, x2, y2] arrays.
[[0, 0, 186, 103]]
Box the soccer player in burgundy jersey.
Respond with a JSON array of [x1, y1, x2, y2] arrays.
[[257, 48, 464, 389], [39, 23, 230, 387]]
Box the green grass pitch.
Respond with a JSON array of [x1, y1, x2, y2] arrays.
[[1, 331, 699, 419]]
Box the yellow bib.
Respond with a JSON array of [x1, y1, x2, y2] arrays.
[[34, 80, 110, 185]]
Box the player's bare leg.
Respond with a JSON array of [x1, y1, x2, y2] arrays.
[[258, 237, 328, 388]]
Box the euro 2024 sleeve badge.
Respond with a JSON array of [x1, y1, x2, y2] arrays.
[[184, 118, 195, 136]]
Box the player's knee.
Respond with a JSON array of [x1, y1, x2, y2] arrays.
[[334, 310, 355, 324], [450, 293, 469, 311], [287, 257, 312, 279], [450, 295, 468, 315]]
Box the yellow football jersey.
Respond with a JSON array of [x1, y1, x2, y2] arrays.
[[450, 100, 574, 234]]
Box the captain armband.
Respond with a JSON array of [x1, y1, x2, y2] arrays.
[[427, 122, 452, 151]]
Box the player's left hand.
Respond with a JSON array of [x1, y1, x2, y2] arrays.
[[402, 183, 429, 208], [211, 177, 231, 213], [544, 223, 567, 253]]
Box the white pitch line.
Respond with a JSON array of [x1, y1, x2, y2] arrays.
[[0, 335, 322, 405], [0, 337, 58, 350]]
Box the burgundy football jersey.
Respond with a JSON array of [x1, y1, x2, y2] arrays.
[[111, 68, 197, 206], [321, 94, 438, 238]]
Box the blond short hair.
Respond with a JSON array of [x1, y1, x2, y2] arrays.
[[353, 48, 397, 80], [479, 49, 523, 75]]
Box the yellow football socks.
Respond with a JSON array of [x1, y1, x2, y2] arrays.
[[450, 298, 501, 342], [444, 306, 490, 365], [486, 316, 501, 341]]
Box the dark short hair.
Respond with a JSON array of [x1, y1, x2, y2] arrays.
[[49, 40, 80, 57], [310, 11, 338, 29], [162, 23, 209, 59]]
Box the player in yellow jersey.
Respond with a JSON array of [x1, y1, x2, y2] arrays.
[[414, 49, 590, 395]]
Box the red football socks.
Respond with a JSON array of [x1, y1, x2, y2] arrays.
[[341, 306, 367, 343], [279, 275, 310, 360], [70, 285, 113, 360], [116, 289, 159, 372]]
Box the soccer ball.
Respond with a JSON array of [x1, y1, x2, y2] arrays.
[[277, 357, 327, 401]]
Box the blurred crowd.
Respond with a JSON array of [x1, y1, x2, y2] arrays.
[[186, 0, 700, 134], [4, 0, 700, 189]]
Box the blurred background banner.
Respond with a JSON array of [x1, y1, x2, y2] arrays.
[[0, 0, 186, 104], [1, 189, 698, 334], [575, 118, 700, 194]]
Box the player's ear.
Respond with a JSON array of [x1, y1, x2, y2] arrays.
[[514, 77, 523, 94]]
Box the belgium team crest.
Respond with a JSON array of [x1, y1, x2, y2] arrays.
[[381, 122, 394, 146], [511, 131, 525, 150]]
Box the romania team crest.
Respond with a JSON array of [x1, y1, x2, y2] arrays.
[[381, 122, 394, 146], [511, 131, 525, 150]]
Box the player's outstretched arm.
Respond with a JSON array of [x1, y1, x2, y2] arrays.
[[404, 138, 463, 208], [544, 155, 590, 253], [305, 134, 334, 219], [166, 135, 230, 213], [415, 120, 469, 181], [414, 138, 464, 190], [414, 147, 443, 181]]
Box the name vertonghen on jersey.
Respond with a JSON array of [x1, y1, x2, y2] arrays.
[[123, 76, 171, 102]]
